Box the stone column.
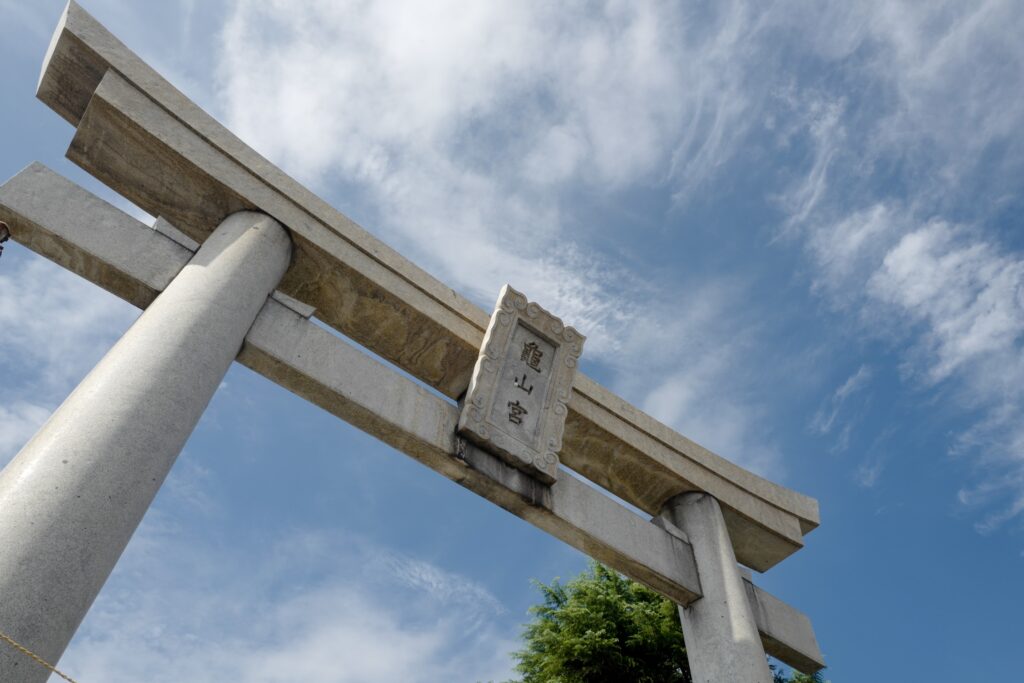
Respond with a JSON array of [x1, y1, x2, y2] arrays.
[[0, 211, 291, 682], [663, 492, 772, 683]]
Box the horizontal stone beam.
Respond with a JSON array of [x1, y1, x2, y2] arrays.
[[243, 298, 704, 606], [743, 571, 824, 675], [0, 163, 190, 307], [37, 0, 818, 571], [0, 163, 825, 673]]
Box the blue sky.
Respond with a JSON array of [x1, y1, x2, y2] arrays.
[[1, 1, 1023, 680]]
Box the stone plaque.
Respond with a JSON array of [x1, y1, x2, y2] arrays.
[[458, 285, 585, 484]]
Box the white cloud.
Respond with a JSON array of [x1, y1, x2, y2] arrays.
[[869, 223, 1024, 384], [775, 92, 846, 231], [799, 201, 898, 300], [810, 365, 872, 438], [772, 1, 1024, 199], [790, 197, 1024, 518], [0, 400, 50, 467], [57, 525, 517, 683], [799, 211, 1024, 524], [834, 366, 873, 402], [214, 0, 789, 478], [218, 0, 758, 195], [866, 1, 1024, 191], [0, 252, 137, 394], [642, 366, 781, 476], [856, 458, 885, 488], [769, 1, 1024, 526], [7, 0, 1018, 526], [213, 0, 758, 337], [369, 550, 505, 624], [0, 250, 138, 466], [619, 282, 783, 476]]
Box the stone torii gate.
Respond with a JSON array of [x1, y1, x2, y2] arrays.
[[0, 3, 825, 681]]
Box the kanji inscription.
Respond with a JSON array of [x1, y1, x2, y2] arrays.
[[458, 285, 585, 484]]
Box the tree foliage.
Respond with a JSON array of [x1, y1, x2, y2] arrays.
[[511, 562, 691, 683], [773, 670, 826, 683], [510, 562, 826, 683]]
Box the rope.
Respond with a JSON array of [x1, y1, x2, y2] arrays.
[[0, 628, 80, 683]]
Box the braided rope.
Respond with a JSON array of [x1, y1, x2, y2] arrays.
[[0, 628, 80, 683]]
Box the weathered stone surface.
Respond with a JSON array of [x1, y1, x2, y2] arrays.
[[743, 573, 824, 675], [153, 215, 199, 251], [664, 493, 774, 683], [35, 1, 820, 570], [567, 377, 820, 532], [0, 210, 291, 682], [242, 300, 702, 606], [0, 166, 824, 672], [0, 162, 190, 307], [459, 285, 585, 483], [69, 68, 483, 400]]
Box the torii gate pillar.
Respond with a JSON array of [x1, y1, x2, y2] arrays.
[[665, 492, 774, 682], [0, 212, 291, 682]]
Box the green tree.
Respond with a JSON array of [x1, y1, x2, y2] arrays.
[[780, 672, 826, 683], [773, 669, 826, 683], [511, 562, 826, 683], [511, 562, 691, 683]]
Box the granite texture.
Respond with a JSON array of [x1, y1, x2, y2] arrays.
[[0, 210, 291, 682], [459, 285, 585, 483], [665, 493, 774, 682]]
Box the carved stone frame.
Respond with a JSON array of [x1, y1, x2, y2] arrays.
[[458, 285, 585, 484]]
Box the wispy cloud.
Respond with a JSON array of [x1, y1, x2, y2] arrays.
[[0, 252, 137, 392], [856, 458, 885, 488], [868, 224, 1024, 384], [213, 0, 759, 323], [368, 549, 506, 626], [810, 365, 872, 438], [622, 281, 784, 475], [798, 210, 1024, 523], [776, 1, 1024, 527], [0, 250, 138, 464], [34, 0, 1014, 523], [0, 400, 49, 467], [214, 0, 793, 477], [774, 92, 846, 232], [59, 523, 517, 683]]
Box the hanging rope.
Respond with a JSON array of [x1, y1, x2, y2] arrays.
[[0, 628, 80, 683]]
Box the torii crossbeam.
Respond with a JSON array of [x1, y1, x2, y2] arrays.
[[0, 3, 824, 680]]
